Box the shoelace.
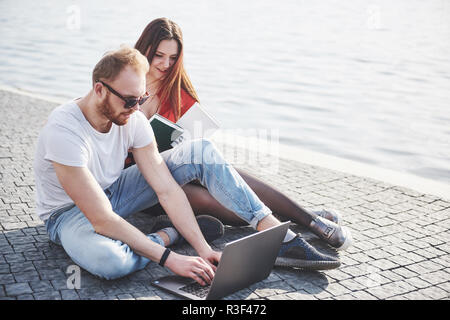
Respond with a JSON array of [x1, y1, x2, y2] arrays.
[[279, 236, 333, 261]]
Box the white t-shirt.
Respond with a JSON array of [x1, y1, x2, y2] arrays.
[[33, 100, 154, 221]]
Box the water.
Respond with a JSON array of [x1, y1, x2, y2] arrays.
[[1, 0, 449, 184]]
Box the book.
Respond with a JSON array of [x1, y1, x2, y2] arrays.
[[149, 113, 184, 152], [172, 102, 221, 146]]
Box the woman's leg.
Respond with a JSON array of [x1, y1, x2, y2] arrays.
[[161, 139, 272, 228], [179, 168, 352, 251], [182, 182, 248, 226], [235, 169, 316, 226], [143, 139, 352, 250], [177, 170, 315, 227]]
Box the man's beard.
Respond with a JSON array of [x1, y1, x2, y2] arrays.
[[99, 96, 132, 126]]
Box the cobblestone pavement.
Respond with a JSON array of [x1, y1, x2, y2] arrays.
[[0, 89, 449, 300]]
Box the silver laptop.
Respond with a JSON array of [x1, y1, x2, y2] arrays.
[[151, 221, 290, 300]]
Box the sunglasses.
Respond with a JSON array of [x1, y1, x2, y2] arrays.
[[97, 80, 150, 109]]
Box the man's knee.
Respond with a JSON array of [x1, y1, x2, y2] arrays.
[[83, 247, 137, 280], [61, 231, 136, 280], [190, 138, 224, 165]]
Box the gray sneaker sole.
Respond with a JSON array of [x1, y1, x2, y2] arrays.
[[274, 257, 341, 270]]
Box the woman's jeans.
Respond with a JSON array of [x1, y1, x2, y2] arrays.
[[45, 139, 272, 280]]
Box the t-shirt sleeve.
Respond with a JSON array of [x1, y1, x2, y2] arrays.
[[132, 110, 154, 148], [44, 124, 89, 167]]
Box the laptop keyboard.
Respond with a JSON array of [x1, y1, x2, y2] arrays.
[[179, 282, 211, 298]]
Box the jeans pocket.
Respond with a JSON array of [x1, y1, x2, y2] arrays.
[[45, 204, 76, 245], [104, 188, 113, 199]]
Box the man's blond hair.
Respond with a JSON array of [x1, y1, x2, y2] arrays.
[[92, 45, 149, 86]]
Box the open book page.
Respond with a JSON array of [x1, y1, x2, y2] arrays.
[[171, 102, 220, 147]]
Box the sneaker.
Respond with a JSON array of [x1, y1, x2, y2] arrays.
[[150, 214, 225, 244], [312, 208, 342, 225], [275, 234, 340, 270], [310, 216, 353, 251]]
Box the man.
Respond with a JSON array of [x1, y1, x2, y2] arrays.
[[34, 46, 339, 285]]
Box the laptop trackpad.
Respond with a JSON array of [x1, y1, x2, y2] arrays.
[[153, 275, 209, 300]]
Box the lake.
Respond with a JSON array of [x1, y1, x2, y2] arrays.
[[1, 0, 449, 184]]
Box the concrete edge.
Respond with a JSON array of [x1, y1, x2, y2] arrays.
[[2, 86, 448, 201], [212, 133, 450, 201], [0, 85, 66, 104]]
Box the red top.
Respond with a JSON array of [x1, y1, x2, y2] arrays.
[[158, 89, 197, 122], [124, 89, 197, 168]]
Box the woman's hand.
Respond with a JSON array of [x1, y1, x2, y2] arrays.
[[164, 251, 219, 286]]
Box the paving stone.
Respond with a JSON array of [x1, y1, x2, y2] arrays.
[[391, 267, 418, 279], [324, 282, 351, 296], [368, 258, 400, 271], [5, 282, 33, 296], [366, 249, 392, 260], [60, 289, 81, 300], [29, 280, 54, 293], [33, 291, 62, 300], [50, 279, 68, 290], [406, 260, 444, 275], [404, 277, 432, 290], [252, 280, 295, 298], [437, 281, 450, 293], [418, 286, 449, 300], [10, 261, 36, 273], [3, 222, 28, 230], [419, 270, 449, 285], [389, 254, 417, 267], [339, 278, 369, 291], [0, 264, 11, 274], [285, 291, 316, 300], [350, 290, 378, 300], [0, 274, 15, 285], [400, 251, 427, 264], [77, 287, 107, 300], [130, 290, 161, 300], [365, 283, 401, 300], [13, 270, 40, 282], [313, 290, 334, 300], [378, 270, 406, 283], [1, 89, 449, 300], [4, 253, 25, 264]]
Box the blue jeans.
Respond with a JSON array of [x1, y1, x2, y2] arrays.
[[45, 139, 272, 280]]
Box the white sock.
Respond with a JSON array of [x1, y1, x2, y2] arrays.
[[283, 229, 297, 243]]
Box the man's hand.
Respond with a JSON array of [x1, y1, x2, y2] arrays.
[[165, 251, 218, 286], [199, 248, 222, 271]]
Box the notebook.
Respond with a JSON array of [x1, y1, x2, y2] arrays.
[[149, 113, 184, 152], [151, 221, 290, 300]]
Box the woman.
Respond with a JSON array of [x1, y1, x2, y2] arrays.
[[128, 18, 352, 251]]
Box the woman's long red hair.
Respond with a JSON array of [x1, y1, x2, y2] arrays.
[[135, 18, 199, 121]]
